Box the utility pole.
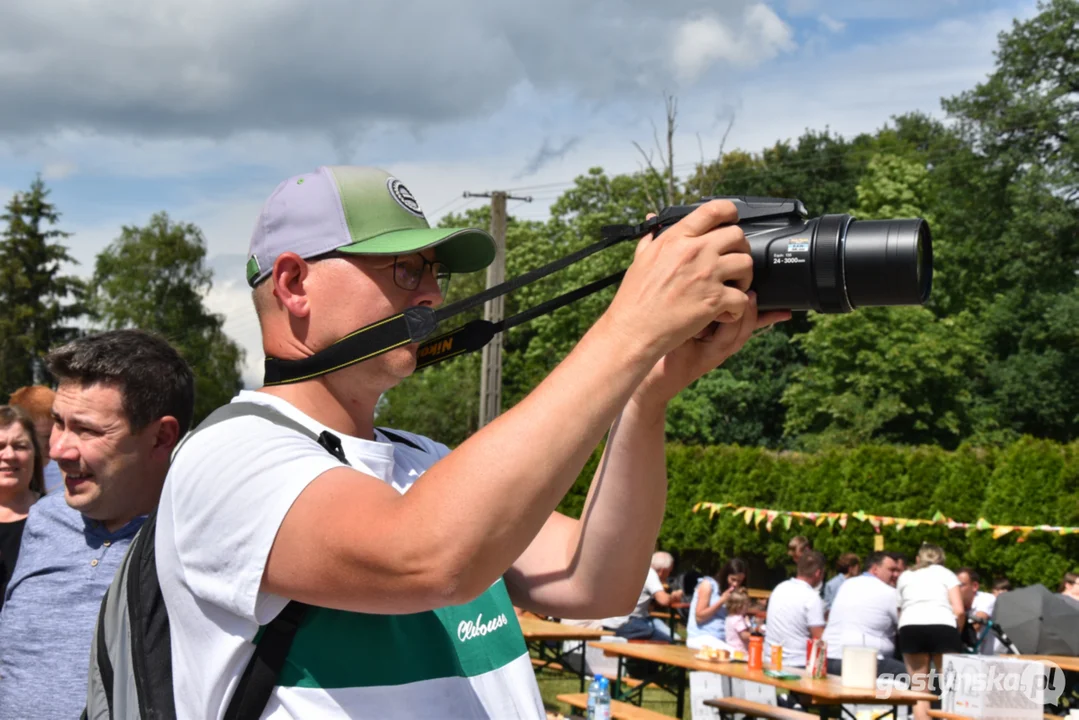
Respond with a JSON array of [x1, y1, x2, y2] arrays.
[[463, 190, 532, 428]]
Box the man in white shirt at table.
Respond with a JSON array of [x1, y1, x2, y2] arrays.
[[764, 550, 826, 669], [957, 567, 1003, 654], [822, 551, 907, 676]]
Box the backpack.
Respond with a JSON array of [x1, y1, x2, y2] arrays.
[[84, 401, 424, 720]]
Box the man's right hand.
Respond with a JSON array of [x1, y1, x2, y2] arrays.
[[602, 199, 753, 361]]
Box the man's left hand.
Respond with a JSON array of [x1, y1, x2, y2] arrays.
[[633, 290, 790, 410]]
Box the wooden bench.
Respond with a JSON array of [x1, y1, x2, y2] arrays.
[[556, 693, 674, 719], [531, 658, 567, 673], [928, 711, 1066, 720], [704, 697, 818, 720]]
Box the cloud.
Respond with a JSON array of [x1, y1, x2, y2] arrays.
[[818, 14, 846, 32], [671, 4, 796, 83], [515, 136, 582, 179], [0, 0, 784, 142], [41, 161, 78, 180]]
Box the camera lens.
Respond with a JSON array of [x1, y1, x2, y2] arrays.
[[842, 218, 932, 309], [747, 213, 932, 313]]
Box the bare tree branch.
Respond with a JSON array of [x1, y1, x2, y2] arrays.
[[666, 93, 678, 206], [632, 141, 663, 213], [718, 114, 735, 161]]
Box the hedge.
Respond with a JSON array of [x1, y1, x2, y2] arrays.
[[557, 437, 1079, 589]]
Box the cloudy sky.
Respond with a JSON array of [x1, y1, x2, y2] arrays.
[[0, 0, 1033, 385]]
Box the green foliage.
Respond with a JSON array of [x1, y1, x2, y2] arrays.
[[0, 177, 86, 392], [686, 129, 872, 215], [782, 308, 985, 449], [943, 0, 1079, 200], [582, 439, 1079, 588], [89, 212, 244, 424], [851, 153, 934, 223]]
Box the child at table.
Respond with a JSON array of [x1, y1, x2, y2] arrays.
[[723, 590, 752, 653]]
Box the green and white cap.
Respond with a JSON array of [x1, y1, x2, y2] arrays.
[[246, 166, 495, 287]]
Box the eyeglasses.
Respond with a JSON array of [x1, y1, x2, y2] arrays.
[[391, 255, 451, 296]]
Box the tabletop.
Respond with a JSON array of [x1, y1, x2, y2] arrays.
[[1014, 655, 1079, 672], [589, 641, 937, 705], [519, 616, 613, 641]]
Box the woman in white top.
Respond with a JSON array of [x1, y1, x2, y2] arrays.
[[896, 544, 966, 720]]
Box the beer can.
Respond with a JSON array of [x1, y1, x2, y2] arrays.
[[770, 643, 783, 670], [748, 635, 764, 672]]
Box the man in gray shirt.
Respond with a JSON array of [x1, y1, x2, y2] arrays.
[[0, 330, 193, 720]]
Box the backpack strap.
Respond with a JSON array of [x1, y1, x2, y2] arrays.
[[126, 510, 174, 718], [94, 584, 115, 716], [222, 601, 309, 720]]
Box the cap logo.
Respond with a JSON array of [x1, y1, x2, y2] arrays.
[[387, 178, 425, 219]]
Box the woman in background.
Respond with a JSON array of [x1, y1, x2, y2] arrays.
[[0, 406, 44, 609], [897, 543, 965, 720], [686, 557, 747, 649]]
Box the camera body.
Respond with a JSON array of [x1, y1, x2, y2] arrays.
[[654, 197, 932, 313]]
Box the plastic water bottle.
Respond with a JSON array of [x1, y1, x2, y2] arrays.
[[587, 675, 611, 720], [586, 676, 601, 718]]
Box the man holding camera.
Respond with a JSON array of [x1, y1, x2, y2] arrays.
[[156, 165, 787, 718]]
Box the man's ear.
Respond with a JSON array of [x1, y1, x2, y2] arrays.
[[272, 252, 312, 319], [149, 416, 182, 460]]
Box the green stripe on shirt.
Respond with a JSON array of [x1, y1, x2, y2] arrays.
[[277, 579, 527, 689]]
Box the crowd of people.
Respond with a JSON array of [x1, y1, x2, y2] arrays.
[[645, 537, 1078, 720], [0, 331, 193, 717]]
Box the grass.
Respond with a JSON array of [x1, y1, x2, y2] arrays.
[[535, 669, 689, 718], [530, 616, 691, 718]]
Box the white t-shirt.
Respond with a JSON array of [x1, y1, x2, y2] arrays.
[[156, 391, 545, 719], [822, 574, 898, 660], [971, 591, 995, 619], [763, 578, 825, 668], [603, 567, 664, 628], [971, 591, 1004, 654], [896, 564, 960, 628]]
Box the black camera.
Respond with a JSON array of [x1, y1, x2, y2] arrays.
[[654, 197, 932, 312]]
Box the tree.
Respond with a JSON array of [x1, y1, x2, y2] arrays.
[[685, 128, 873, 216], [781, 307, 986, 449], [0, 176, 86, 393], [850, 153, 933, 223], [782, 153, 985, 449], [937, 1, 1079, 442], [90, 212, 244, 424], [943, 0, 1079, 201]]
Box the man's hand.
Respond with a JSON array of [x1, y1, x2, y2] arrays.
[[621, 204, 791, 408], [634, 290, 789, 408], [602, 200, 761, 365]]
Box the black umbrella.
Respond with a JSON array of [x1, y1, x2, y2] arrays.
[[993, 584, 1079, 655]]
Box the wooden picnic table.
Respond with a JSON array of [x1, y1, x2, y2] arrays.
[[1014, 654, 1079, 673], [519, 616, 612, 641], [589, 641, 936, 719], [520, 617, 612, 692]]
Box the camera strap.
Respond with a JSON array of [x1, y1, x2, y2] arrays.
[[262, 216, 665, 386]]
